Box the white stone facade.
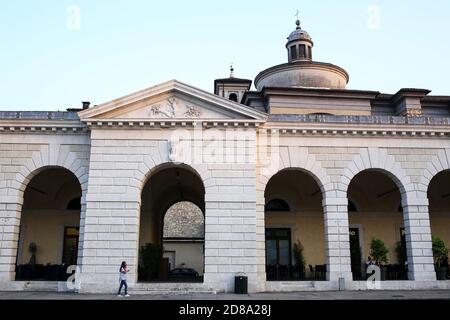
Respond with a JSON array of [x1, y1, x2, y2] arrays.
[[0, 79, 449, 294]]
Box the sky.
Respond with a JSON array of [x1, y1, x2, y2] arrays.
[[1, 0, 449, 111]]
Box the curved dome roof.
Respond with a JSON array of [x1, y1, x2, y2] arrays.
[[254, 61, 349, 91], [287, 20, 312, 43], [253, 17, 349, 90]]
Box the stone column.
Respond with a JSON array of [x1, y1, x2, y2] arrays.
[[202, 163, 258, 293], [322, 196, 353, 282], [0, 201, 21, 282], [402, 196, 436, 281], [75, 190, 87, 269], [255, 181, 267, 292], [77, 138, 142, 293]]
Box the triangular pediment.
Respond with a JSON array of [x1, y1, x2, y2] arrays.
[[78, 80, 267, 122]]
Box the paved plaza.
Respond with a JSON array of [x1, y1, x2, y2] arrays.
[[1, 290, 449, 300]]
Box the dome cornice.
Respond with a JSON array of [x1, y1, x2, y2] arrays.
[[255, 61, 349, 91]]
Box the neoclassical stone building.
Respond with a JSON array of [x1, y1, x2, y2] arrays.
[[1, 19, 450, 293]]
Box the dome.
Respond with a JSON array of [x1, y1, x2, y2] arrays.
[[287, 20, 312, 43], [254, 17, 349, 90], [254, 61, 349, 91]]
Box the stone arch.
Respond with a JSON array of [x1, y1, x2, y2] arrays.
[[341, 148, 413, 204], [0, 144, 90, 282], [139, 162, 209, 193], [258, 146, 331, 196], [8, 145, 89, 207], [131, 145, 213, 197], [138, 161, 207, 230], [7, 145, 89, 270], [15, 166, 84, 265], [420, 149, 450, 195]]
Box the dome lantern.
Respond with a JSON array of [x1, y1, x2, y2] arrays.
[[286, 18, 313, 62]]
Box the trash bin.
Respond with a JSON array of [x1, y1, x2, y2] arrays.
[[234, 273, 248, 294]]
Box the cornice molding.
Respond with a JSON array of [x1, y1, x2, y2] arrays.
[[83, 119, 263, 129], [0, 119, 86, 134], [260, 122, 450, 138], [2, 116, 449, 137]]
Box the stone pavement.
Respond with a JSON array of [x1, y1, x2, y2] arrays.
[[1, 290, 450, 300]]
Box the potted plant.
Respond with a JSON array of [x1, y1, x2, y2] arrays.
[[370, 238, 389, 280], [432, 236, 448, 280], [293, 240, 306, 280]]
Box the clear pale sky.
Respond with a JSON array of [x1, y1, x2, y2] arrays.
[[1, 0, 449, 111]]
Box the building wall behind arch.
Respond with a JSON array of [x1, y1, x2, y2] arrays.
[[428, 170, 450, 251], [163, 242, 204, 275], [430, 213, 450, 250], [349, 212, 405, 264], [17, 210, 80, 265], [265, 212, 326, 266]]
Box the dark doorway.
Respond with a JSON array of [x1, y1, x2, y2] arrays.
[[349, 227, 362, 280]]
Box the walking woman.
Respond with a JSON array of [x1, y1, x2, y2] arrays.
[[117, 261, 130, 297]]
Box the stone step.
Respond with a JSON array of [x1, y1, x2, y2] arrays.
[[129, 289, 217, 295], [16, 281, 59, 291], [265, 281, 316, 292], [129, 283, 217, 295]]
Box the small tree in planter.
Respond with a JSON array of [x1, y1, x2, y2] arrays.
[[432, 236, 448, 280], [293, 241, 306, 279], [370, 238, 389, 280]]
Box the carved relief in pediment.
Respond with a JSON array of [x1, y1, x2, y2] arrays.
[[148, 98, 202, 118]]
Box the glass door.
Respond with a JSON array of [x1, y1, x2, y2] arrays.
[[265, 228, 292, 280], [62, 227, 79, 265]]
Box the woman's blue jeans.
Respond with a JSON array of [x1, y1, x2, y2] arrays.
[[118, 280, 128, 295]]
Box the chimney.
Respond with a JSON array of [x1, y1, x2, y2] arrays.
[[82, 101, 91, 110]]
